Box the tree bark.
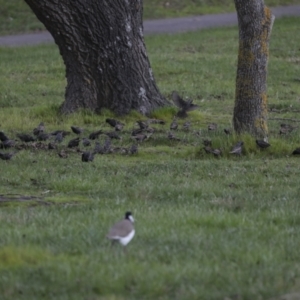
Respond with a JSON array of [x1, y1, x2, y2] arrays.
[[23, 0, 169, 115], [233, 0, 275, 137]]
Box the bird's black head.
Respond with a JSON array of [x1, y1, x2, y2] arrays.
[[125, 211, 134, 222], [125, 211, 132, 218]]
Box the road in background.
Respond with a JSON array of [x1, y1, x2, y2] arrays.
[[0, 5, 299, 47]]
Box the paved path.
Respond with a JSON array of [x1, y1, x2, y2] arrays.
[[0, 5, 300, 47]]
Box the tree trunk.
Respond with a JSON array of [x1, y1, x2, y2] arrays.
[[23, 0, 169, 115], [233, 0, 275, 137]]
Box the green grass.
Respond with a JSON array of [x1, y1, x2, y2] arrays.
[[143, 0, 299, 19], [0, 18, 300, 299], [0, 0, 299, 35]]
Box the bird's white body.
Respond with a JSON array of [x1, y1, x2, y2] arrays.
[[112, 229, 135, 246], [107, 213, 135, 247]]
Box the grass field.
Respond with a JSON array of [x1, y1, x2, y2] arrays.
[[0, 17, 300, 299], [0, 0, 299, 35]]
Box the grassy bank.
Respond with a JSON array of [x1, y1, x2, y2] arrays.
[[0, 17, 300, 299], [0, 0, 299, 35]]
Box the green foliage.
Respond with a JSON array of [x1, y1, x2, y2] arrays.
[[0, 18, 300, 300], [0, 0, 44, 35], [0, 246, 53, 269]]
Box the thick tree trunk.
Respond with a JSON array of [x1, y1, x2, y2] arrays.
[[233, 0, 275, 137], [23, 0, 169, 115]]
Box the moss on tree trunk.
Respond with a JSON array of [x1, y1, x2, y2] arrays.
[[233, 1, 275, 137]]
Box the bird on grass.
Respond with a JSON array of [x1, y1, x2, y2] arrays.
[[132, 133, 153, 143], [256, 139, 270, 149], [204, 146, 213, 154], [115, 123, 124, 131], [93, 141, 103, 154], [51, 130, 70, 137], [82, 138, 91, 147], [170, 117, 178, 131], [131, 128, 143, 136], [103, 138, 112, 154], [172, 91, 199, 118], [106, 118, 124, 131], [136, 120, 149, 130], [81, 151, 94, 162], [0, 139, 15, 149], [224, 128, 231, 135], [183, 121, 191, 131], [0, 131, 10, 142], [208, 123, 217, 131], [71, 126, 84, 135], [105, 131, 121, 140], [17, 133, 35, 143], [107, 212, 135, 248], [129, 144, 138, 155], [118, 147, 129, 155], [230, 141, 244, 156], [168, 131, 180, 141], [292, 148, 300, 155], [58, 150, 68, 159], [33, 122, 45, 136], [106, 118, 118, 128], [36, 132, 50, 141], [279, 123, 297, 135], [131, 133, 148, 143], [211, 148, 222, 157], [202, 139, 212, 147], [48, 142, 57, 150], [54, 131, 64, 143], [203, 147, 221, 157], [89, 130, 103, 140], [0, 151, 17, 160], [147, 119, 165, 125], [144, 127, 155, 134], [67, 137, 80, 148]]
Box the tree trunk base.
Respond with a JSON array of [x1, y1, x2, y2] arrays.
[[24, 0, 169, 116]]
